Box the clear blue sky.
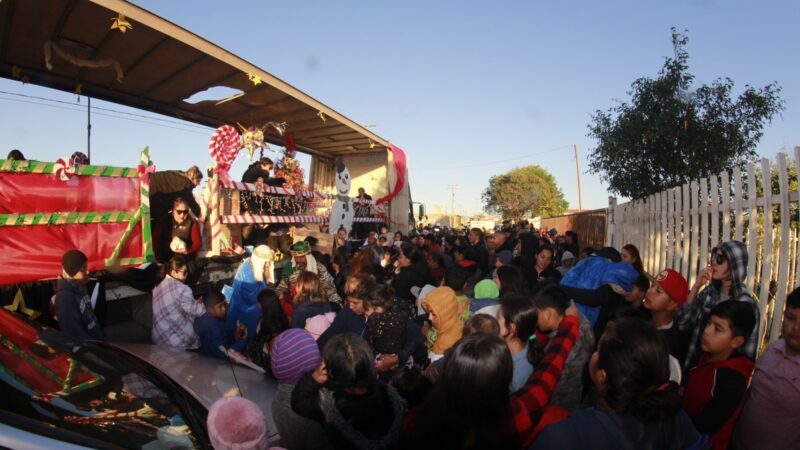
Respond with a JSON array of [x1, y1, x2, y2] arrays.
[[1, 0, 798, 216]]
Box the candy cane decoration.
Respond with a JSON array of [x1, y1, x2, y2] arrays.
[[208, 124, 241, 186], [137, 147, 154, 262], [207, 125, 242, 255]]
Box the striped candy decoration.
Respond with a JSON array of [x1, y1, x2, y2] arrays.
[[105, 209, 142, 266], [0, 159, 138, 177], [208, 125, 241, 180], [0, 211, 134, 227], [221, 214, 328, 224], [137, 147, 154, 263], [222, 179, 337, 199]]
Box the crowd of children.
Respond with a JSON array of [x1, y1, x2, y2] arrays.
[[49, 221, 800, 449]]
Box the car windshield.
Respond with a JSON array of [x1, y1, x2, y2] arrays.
[[0, 309, 206, 449]]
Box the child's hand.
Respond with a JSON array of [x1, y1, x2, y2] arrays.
[[312, 362, 328, 385], [235, 321, 247, 340], [420, 322, 431, 336], [375, 354, 399, 372], [565, 300, 580, 318]]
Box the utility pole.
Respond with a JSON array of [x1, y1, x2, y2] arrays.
[[87, 97, 92, 163], [573, 144, 583, 211], [447, 184, 458, 228]]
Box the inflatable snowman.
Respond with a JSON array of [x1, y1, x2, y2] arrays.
[[329, 157, 354, 237]]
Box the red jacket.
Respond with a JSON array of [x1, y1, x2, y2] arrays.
[[683, 352, 755, 450]]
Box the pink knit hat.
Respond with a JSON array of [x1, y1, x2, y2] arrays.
[[207, 396, 280, 450], [305, 312, 337, 340]]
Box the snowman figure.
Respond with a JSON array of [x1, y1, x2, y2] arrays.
[[329, 157, 354, 237]]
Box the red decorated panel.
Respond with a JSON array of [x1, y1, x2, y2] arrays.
[[0, 173, 139, 214], [0, 173, 143, 285]]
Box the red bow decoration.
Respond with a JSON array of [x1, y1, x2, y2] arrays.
[[137, 163, 156, 185], [285, 134, 297, 152]]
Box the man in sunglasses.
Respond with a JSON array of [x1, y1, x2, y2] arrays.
[[153, 197, 202, 263]]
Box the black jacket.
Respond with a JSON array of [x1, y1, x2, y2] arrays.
[[392, 262, 429, 303], [148, 171, 201, 219], [292, 373, 406, 450]]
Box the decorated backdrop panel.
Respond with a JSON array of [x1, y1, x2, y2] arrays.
[[0, 223, 142, 285], [0, 173, 139, 214], [0, 155, 149, 286]]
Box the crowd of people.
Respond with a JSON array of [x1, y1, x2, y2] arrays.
[[48, 216, 800, 449]]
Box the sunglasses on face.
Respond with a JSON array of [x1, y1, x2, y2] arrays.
[[713, 252, 727, 265], [174, 209, 188, 215]]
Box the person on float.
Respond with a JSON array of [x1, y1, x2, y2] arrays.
[[229, 245, 276, 348], [148, 165, 203, 221], [152, 197, 201, 263], [276, 241, 342, 314]]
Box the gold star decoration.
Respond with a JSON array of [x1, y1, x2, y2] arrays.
[[4, 289, 41, 319], [369, 139, 376, 149], [247, 71, 262, 85], [11, 65, 21, 79], [110, 12, 133, 33], [317, 111, 327, 123], [74, 84, 82, 95]]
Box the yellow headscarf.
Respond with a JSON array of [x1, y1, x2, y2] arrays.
[[423, 287, 463, 355]]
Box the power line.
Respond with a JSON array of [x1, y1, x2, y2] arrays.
[[416, 145, 573, 171], [0, 90, 212, 131], [0, 95, 210, 136]]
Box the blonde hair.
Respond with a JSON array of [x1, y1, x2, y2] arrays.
[[185, 165, 203, 181], [294, 271, 324, 305]]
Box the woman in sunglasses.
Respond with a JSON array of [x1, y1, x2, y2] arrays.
[[675, 240, 760, 372], [153, 197, 202, 263]]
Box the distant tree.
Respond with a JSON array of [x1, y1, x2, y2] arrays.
[[587, 28, 785, 200], [482, 165, 568, 220]]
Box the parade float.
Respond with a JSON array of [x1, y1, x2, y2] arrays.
[[0, 0, 413, 324]]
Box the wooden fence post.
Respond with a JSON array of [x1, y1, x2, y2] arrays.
[[721, 171, 732, 242], [733, 167, 744, 241], [746, 162, 759, 295], [710, 175, 720, 246], [689, 181, 700, 287], [772, 153, 791, 342], [699, 178, 710, 274], [759, 158, 774, 344]]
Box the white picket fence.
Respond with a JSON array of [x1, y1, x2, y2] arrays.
[[606, 147, 800, 347]]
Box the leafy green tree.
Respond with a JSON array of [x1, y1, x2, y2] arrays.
[[482, 165, 568, 220], [587, 28, 785, 199]]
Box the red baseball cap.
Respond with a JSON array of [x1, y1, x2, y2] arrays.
[[646, 269, 689, 307]]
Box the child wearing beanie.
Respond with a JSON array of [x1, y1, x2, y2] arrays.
[[206, 396, 284, 450], [269, 329, 331, 450], [470, 279, 501, 317]]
